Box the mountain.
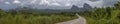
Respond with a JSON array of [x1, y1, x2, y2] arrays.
[[71, 5, 80, 10], [70, 3, 93, 12], [13, 3, 94, 13], [83, 3, 93, 10], [0, 0, 119, 10]]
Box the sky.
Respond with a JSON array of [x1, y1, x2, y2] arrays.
[[0, 0, 120, 10]]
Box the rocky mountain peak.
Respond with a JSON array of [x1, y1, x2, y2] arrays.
[[71, 5, 80, 10], [83, 3, 92, 9]]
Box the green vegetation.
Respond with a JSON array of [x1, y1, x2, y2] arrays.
[[79, 2, 120, 24], [0, 8, 78, 24], [1, 1, 120, 24]]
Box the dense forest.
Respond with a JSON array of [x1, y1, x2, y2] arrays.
[[0, 1, 120, 24]]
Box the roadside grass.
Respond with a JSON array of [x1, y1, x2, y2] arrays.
[[0, 14, 78, 24], [85, 17, 120, 24], [79, 8, 120, 24]]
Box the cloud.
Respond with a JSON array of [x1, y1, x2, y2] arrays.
[[30, 0, 37, 3], [89, 0, 99, 2], [0, 0, 120, 10], [86, 0, 120, 7], [65, 3, 71, 6], [39, 0, 50, 4], [5, 2, 10, 4], [50, 3, 61, 6], [13, 0, 21, 4], [0, 0, 4, 2], [102, 0, 119, 7], [86, 0, 103, 7]]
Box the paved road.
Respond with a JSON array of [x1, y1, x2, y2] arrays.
[[56, 13, 87, 24]]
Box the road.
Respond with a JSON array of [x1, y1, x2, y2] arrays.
[[56, 13, 87, 24]]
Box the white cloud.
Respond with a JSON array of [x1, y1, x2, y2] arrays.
[[39, 0, 50, 4], [13, 0, 21, 4], [86, 0, 103, 7], [0, 0, 119, 9], [5, 2, 10, 4], [30, 0, 37, 3], [89, 0, 99, 2], [65, 3, 71, 6], [51, 3, 61, 6]]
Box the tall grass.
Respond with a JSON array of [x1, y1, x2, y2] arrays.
[[79, 8, 120, 24], [0, 13, 78, 24]]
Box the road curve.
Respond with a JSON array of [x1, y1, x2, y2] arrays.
[[56, 13, 87, 24]]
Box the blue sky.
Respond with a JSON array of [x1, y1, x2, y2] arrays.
[[0, 0, 120, 10]]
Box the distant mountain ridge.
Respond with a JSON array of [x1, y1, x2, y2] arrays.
[[70, 3, 93, 12], [13, 3, 94, 13]]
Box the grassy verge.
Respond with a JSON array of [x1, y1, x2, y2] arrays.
[[79, 8, 120, 24], [0, 14, 78, 24]]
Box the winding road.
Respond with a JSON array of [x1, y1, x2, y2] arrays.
[[56, 13, 87, 24]]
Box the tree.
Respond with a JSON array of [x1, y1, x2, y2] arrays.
[[8, 9, 18, 15], [114, 2, 120, 10], [0, 9, 6, 18]]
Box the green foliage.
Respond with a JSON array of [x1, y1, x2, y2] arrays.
[[114, 2, 120, 10], [0, 9, 6, 18], [80, 7, 120, 24], [0, 14, 77, 24], [0, 8, 78, 24], [79, 2, 120, 24]]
